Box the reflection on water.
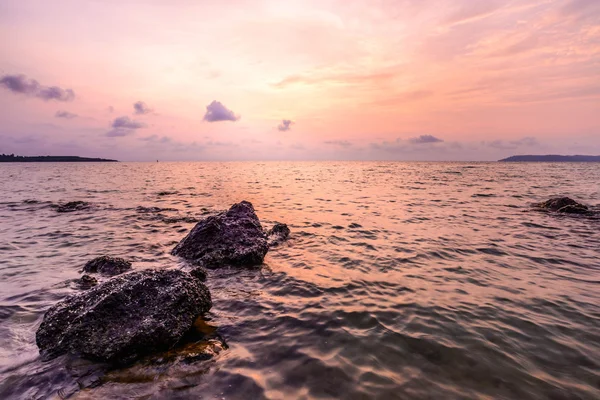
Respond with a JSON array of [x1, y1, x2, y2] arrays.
[[0, 161, 599, 399]]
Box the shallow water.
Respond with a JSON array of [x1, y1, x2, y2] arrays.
[[0, 161, 599, 399]]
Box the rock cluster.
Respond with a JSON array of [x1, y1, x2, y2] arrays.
[[36, 200, 289, 365]]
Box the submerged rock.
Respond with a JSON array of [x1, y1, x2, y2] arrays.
[[55, 201, 91, 213], [267, 222, 291, 247], [83, 256, 132, 276], [75, 274, 98, 290], [533, 197, 591, 214], [36, 269, 212, 364], [172, 201, 269, 267]]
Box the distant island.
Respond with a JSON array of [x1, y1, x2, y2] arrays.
[[0, 154, 118, 162], [499, 155, 600, 162]]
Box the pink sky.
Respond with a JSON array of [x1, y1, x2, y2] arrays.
[[0, 0, 599, 161]]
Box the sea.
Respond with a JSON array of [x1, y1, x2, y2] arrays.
[[0, 161, 598, 400]]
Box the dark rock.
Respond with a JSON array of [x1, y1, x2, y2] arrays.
[[36, 269, 212, 364], [55, 201, 91, 213], [557, 204, 590, 214], [172, 201, 268, 267], [157, 191, 178, 196], [189, 267, 208, 282], [534, 197, 591, 214], [76, 274, 98, 289], [83, 256, 132, 276], [267, 222, 291, 247]]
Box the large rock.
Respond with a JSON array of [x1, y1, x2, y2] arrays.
[[83, 256, 132, 276], [534, 197, 590, 214], [36, 269, 211, 364], [172, 201, 269, 267]]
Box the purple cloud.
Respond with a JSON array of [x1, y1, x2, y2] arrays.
[[0, 74, 75, 102], [106, 129, 134, 137], [106, 116, 146, 137], [55, 110, 78, 119], [277, 119, 293, 131], [409, 135, 444, 144], [133, 101, 152, 115], [203, 100, 239, 122], [324, 140, 352, 147], [112, 116, 145, 129]]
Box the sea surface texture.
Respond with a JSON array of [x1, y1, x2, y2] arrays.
[[0, 162, 599, 400]]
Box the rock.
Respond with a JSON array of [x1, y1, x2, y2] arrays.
[[534, 197, 591, 214], [83, 256, 132, 276], [267, 222, 290, 247], [557, 204, 590, 214], [76, 274, 98, 289], [189, 267, 208, 282], [172, 201, 268, 267], [36, 269, 212, 364], [55, 201, 91, 213]]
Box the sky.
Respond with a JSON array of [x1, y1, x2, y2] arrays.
[[0, 0, 599, 161]]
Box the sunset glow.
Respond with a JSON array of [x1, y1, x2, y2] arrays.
[[1, 0, 599, 160]]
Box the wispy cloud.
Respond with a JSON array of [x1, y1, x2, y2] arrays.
[[324, 140, 352, 147], [55, 110, 78, 119], [409, 135, 443, 144], [0, 74, 74, 101], [203, 101, 239, 122]]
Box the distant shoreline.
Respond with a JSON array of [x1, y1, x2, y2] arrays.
[[0, 155, 118, 162], [499, 155, 600, 162]]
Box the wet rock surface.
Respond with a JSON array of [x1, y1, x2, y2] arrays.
[[267, 222, 291, 247], [190, 267, 208, 282], [172, 201, 269, 267], [533, 197, 592, 215], [83, 256, 132, 276], [36, 269, 212, 364], [75, 274, 98, 290], [54, 201, 91, 213]]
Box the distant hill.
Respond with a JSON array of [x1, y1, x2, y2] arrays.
[[499, 155, 600, 162], [0, 154, 118, 162]]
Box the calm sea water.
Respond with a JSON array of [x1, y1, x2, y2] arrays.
[[0, 162, 599, 400]]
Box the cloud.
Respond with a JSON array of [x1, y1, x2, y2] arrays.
[[55, 110, 78, 119], [0, 74, 74, 102], [277, 119, 293, 131], [409, 135, 444, 144], [561, 0, 600, 18], [106, 129, 134, 137], [140, 134, 171, 143], [511, 136, 539, 147], [370, 138, 407, 153], [485, 136, 541, 150], [324, 140, 352, 147], [203, 100, 239, 122], [106, 116, 145, 137], [206, 140, 239, 147], [133, 101, 152, 115], [112, 116, 145, 129]]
